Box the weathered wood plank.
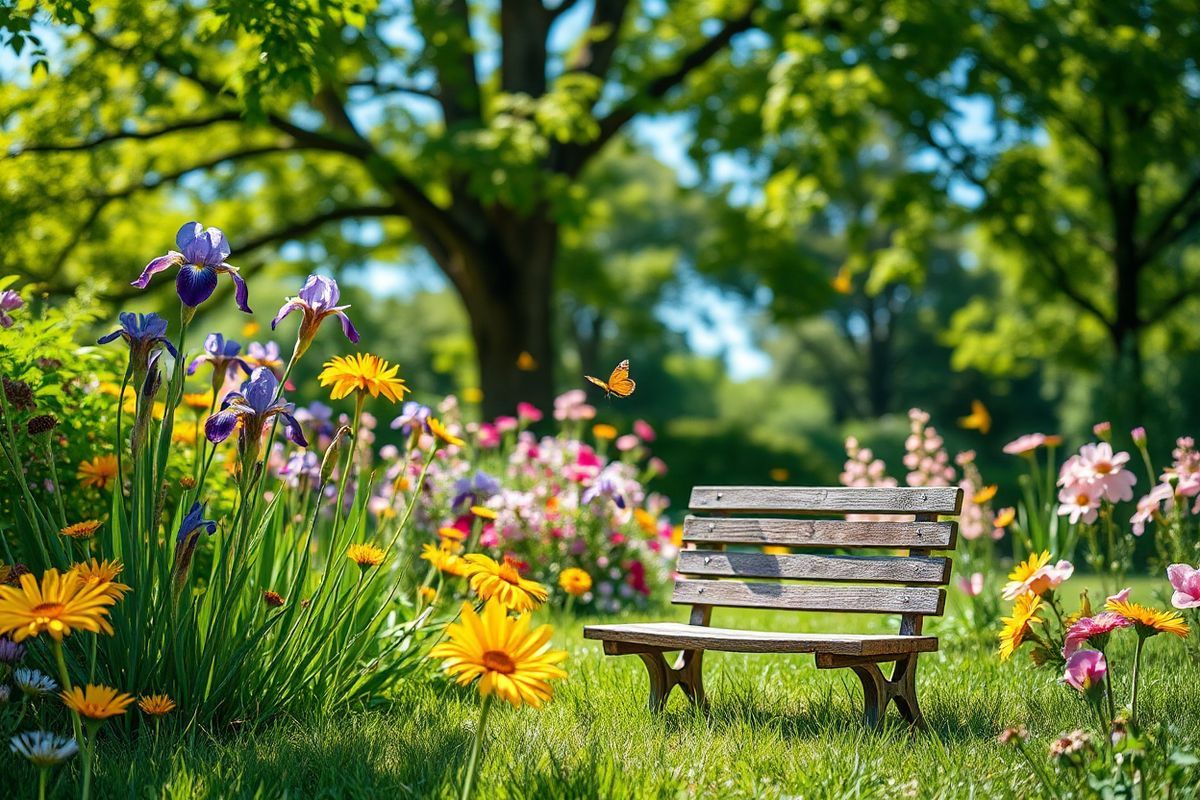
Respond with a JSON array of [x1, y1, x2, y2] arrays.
[[676, 550, 952, 585], [584, 622, 938, 656], [681, 516, 958, 549], [689, 486, 963, 515], [670, 580, 946, 615]]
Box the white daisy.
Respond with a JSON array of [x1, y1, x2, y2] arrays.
[[10, 731, 78, 766]]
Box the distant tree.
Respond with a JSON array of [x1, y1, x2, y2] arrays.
[[0, 0, 842, 417]]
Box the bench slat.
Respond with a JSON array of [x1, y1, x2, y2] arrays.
[[676, 550, 951, 585], [583, 622, 937, 657], [671, 579, 945, 615], [682, 516, 958, 549], [689, 486, 962, 515]]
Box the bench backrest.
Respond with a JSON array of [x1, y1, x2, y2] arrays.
[[678, 486, 963, 634]]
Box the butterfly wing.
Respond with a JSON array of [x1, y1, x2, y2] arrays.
[[584, 374, 611, 393], [606, 360, 635, 398]]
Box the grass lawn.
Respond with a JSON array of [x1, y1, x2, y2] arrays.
[[16, 580, 1200, 799]]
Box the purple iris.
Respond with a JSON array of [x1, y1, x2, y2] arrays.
[[187, 333, 251, 381], [133, 222, 251, 313], [581, 469, 626, 509], [451, 470, 501, 511], [271, 274, 359, 355], [172, 501, 217, 585], [0, 289, 23, 328], [205, 367, 308, 449], [390, 401, 432, 435], [98, 312, 179, 375], [246, 340, 284, 374]]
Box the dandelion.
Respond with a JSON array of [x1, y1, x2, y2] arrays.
[[428, 417, 465, 447], [0, 569, 117, 642], [182, 390, 215, 411], [133, 221, 251, 313], [419, 585, 437, 603], [14, 667, 59, 697], [999, 593, 1044, 660], [347, 543, 386, 570], [71, 559, 131, 601], [558, 568, 592, 597], [137, 694, 177, 716], [60, 520, 102, 539], [463, 554, 549, 612], [76, 455, 119, 490], [438, 526, 468, 544], [271, 274, 360, 357], [318, 353, 408, 403], [994, 507, 1016, 528]]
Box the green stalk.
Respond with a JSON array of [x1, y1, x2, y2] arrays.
[[460, 693, 494, 800], [1130, 635, 1147, 729], [80, 720, 100, 800], [51, 640, 83, 754]]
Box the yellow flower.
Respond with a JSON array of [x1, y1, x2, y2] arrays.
[[70, 559, 131, 601], [1002, 550, 1051, 598], [437, 526, 467, 544], [463, 554, 549, 612], [1105, 599, 1190, 638], [318, 353, 408, 403], [973, 485, 998, 504], [137, 694, 176, 716], [558, 568, 592, 597], [429, 600, 567, 708], [762, 545, 790, 555], [768, 467, 790, 482], [671, 525, 683, 547], [470, 505, 498, 520], [241, 321, 261, 338], [421, 543, 467, 576], [172, 420, 200, 446], [182, 391, 214, 411], [994, 507, 1016, 528], [959, 399, 992, 435], [418, 586, 438, 603], [516, 352, 538, 371], [831, 264, 852, 295], [999, 593, 1043, 660], [633, 508, 657, 536], [461, 387, 483, 404], [60, 684, 135, 720], [428, 417, 465, 447], [76, 455, 119, 490], [0, 569, 118, 642], [60, 520, 102, 539], [592, 423, 617, 441], [346, 543, 386, 569]]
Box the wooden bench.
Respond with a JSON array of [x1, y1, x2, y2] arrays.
[[584, 485, 963, 729]]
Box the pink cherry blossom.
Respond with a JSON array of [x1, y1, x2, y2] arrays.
[[1063, 649, 1107, 693], [1063, 612, 1132, 657], [1167, 563, 1200, 609]]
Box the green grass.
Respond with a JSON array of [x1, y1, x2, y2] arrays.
[[11, 586, 1200, 799]]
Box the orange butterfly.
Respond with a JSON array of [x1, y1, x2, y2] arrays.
[[585, 359, 636, 399]]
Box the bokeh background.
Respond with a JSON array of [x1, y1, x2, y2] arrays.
[[2, 0, 1199, 505]]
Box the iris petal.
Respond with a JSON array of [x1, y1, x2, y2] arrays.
[[204, 410, 240, 444], [132, 252, 183, 289], [175, 265, 219, 308]]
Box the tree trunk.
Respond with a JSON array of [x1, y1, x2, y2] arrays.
[[1109, 183, 1145, 420]]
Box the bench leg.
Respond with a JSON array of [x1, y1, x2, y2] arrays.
[[889, 654, 927, 731], [850, 663, 887, 730], [634, 649, 706, 713], [821, 653, 927, 732]]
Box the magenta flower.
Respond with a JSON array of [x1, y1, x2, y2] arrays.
[[1167, 563, 1200, 609], [134, 222, 251, 313], [1131, 426, 1147, 447], [270, 274, 359, 356], [1063, 649, 1107, 693], [516, 402, 543, 423], [0, 289, 23, 328], [634, 419, 656, 442], [1063, 612, 1132, 657]]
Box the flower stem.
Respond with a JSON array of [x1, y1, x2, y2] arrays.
[[38, 768, 47, 800], [51, 640, 83, 750], [1131, 635, 1146, 729], [81, 720, 99, 800], [461, 694, 494, 800]]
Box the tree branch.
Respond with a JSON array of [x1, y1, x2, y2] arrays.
[[348, 78, 439, 100], [236, 204, 404, 257], [558, 0, 762, 175], [8, 112, 242, 156], [1140, 170, 1200, 264], [1149, 277, 1200, 322], [545, 0, 582, 21]]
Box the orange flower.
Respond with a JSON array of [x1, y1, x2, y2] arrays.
[[76, 455, 119, 490]]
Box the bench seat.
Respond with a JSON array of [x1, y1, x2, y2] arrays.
[[584, 622, 938, 658]]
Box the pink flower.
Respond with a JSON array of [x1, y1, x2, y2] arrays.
[[957, 572, 984, 597], [1093, 421, 1112, 440], [633, 419, 656, 442], [1130, 483, 1173, 535], [1057, 484, 1101, 524], [494, 415, 518, 433], [516, 402, 543, 423], [476, 423, 501, 449], [1003, 558, 1075, 599], [1003, 433, 1048, 455], [1107, 587, 1131, 605], [1167, 563, 1200, 609], [1131, 426, 1147, 447], [1063, 612, 1132, 657], [615, 434, 640, 452], [553, 389, 597, 421], [647, 457, 668, 476], [1063, 649, 1107, 693], [1063, 442, 1136, 502]]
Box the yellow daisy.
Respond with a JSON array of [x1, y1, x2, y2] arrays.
[[137, 694, 177, 716], [633, 508, 657, 536], [1105, 599, 1190, 638], [1002, 550, 1051, 598], [428, 417, 464, 447], [70, 559, 131, 601], [182, 391, 214, 411], [999, 593, 1043, 661], [421, 543, 467, 577], [437, 526, 467, 544], [0, 569, 117, 642], [60, 520, 102, 539], [592, 423, 618, 441], [76, 455, 119, 490], [994, 507, 1016, 528], [346, 543, 386, 570], [60, 684, 135, 720], [463, 554, 549, 612], [318, 353, 408, 403], [429, 600, 567, 708], [470, 505, 498, 520], [558, 568, 592, 597]]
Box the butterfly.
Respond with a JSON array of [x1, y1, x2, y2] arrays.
[[585, 359, 636, 399]]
